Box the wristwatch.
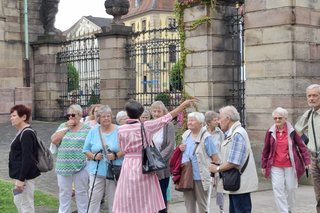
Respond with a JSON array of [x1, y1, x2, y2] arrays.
[[216, 166, 220, 172]]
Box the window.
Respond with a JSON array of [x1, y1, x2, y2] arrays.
[[131, 23, 135, 32], [142, 20, 146, 31], [142, 46, 147, 64], [168, 18, 176, 28], [169, 45, 176, 63]]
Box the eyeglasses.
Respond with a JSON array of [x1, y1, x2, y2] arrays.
[[273, 117, 283, 120], [66, 114, 76, 118]]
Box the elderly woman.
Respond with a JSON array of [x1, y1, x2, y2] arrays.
[[150, 101, 175, 213], [140, 108, 151, 122], [116, 110, 128, 125], [83, 105, 124, 213], [84, 104, 103, 128], [51, 104, 91, 213], [261, 107, 311, 213], [204, 110, 225, 212], [9, 104, 40, 213], [179, 112, 219, 213], [112, 99, 196, 213]]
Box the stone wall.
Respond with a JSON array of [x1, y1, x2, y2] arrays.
[[0, 87, 32, 123], [245, 0, 320, 163], [0, 0, 43, 119], [183, 4, 241, 112]]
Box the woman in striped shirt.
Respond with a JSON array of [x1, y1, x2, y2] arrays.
[[113, 99, 196, 213], [51, 104, 91, 213]]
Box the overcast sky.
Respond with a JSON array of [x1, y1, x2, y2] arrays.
[[55, 0, 112, 31]]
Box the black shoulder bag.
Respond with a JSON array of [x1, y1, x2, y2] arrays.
[[220, 154, 250, 191], [141, 123, 166, 174]]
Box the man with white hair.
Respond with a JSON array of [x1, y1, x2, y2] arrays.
[[295, 84, 320, 212], [209, 105, 258, 213]]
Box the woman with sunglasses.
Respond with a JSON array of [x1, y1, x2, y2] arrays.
[[51, 104, 91, 213], [261, 107, 311, 213]]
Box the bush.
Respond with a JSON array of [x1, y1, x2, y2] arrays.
[[155, 93, 171, 107], [67, 63, 79, 92]]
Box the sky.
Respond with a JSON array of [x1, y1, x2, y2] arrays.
[[55, 0, 112, 31]]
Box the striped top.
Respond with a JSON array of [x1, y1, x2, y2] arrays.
[[55, 123, 91, 176]]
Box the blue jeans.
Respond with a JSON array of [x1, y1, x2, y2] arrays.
[[229, 193, 252, 213]]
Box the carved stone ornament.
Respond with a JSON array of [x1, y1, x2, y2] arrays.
[[104, 0, 129, 25]]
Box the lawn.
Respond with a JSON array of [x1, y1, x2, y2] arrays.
[[0, 179, 58, 213]]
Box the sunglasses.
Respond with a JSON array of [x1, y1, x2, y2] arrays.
[[66, 114, 76, 118], [273, 117, 283, 120]]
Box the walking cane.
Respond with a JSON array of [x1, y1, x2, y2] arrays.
[[87, 150, 102, 213], [206, 174, 214, 213]]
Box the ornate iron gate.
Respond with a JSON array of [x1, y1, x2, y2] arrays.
[[126, 26, 182, 109], [57, 36, 100, 115], [224, 3, 246, 126]]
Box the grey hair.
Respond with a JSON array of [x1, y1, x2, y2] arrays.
[[96, 105, 112, 124], [68, 104, 83, 116], [219, 106, 240, 122], [306, 84, 320, 93], [188, 112, 205, 126], [204, 111, 219, 124], [150, 101, 168, 114], [116, 110, 127, 124], [272, 107, 288, 118]]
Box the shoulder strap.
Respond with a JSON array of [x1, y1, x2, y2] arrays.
[[20, 127, 36, 142], [98, 126, 108, 156], [240, 154, 250, 174], [310, 110, 318, 154]]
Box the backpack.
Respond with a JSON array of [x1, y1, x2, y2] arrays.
[[20, 127, 54, 172]]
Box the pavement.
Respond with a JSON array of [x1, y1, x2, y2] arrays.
[[0, 121, 317, 212]]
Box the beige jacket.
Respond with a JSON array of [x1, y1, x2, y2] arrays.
[[218, 121, 258, 194], [182, 127, 213, 191]]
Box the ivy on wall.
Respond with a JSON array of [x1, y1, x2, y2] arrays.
[[173, 0, 214, 144]]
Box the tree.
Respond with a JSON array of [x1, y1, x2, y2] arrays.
[[67, 63, 79, 92], [169, 61, 183, 91], [155, 93, 171, 107], [88, 90, 100, 105]]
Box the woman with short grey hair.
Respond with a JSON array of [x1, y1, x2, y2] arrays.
[[51, 104, 91, 213], [204, 110, 225, 212], [179, 111, 219, 213], [116, 110, 128, 125], [83, 105, 124, 213], [261, 107, 310, 213]]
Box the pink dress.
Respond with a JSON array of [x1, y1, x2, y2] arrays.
[[112, 114, 172, 213]]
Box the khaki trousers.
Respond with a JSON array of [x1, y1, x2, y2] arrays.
[[13, 179, 35, 213], [183, 180, 208, 213]]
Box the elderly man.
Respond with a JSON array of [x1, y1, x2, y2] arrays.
[[295, 84, 320, 213], [209, 105, 258, 213]]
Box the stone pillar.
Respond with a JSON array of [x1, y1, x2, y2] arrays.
[[32, 35, 67, 121], [184, 4, 239, 112], [96, 25, 133, 113], [245, 1, 320, 151]]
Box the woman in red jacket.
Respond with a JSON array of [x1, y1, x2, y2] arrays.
[[261, 107, 311, 213]]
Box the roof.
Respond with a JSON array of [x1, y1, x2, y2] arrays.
[[84, 16, 113, 27], [122, 0, 175, 20]]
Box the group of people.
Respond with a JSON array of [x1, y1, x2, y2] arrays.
[[7, 83, 320, 213]]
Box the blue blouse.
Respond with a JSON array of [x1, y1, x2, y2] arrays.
[[83, 125, 123, 177]]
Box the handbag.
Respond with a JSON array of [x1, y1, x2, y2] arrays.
[[98, 127, 121, 181], [141, 123, 166, 174], [220, 154, 250, 191], [106, 164, 121, 180], [175, 131, 206, 192]]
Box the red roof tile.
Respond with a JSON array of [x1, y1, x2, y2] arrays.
[[122, 0, 175, 20]]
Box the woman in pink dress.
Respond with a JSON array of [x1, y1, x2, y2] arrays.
[[113, 99, 196, 213]]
